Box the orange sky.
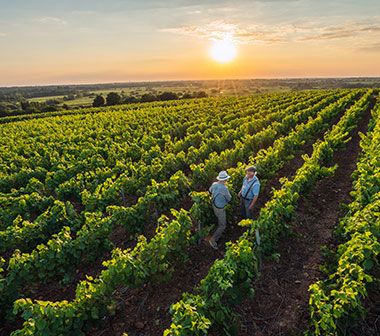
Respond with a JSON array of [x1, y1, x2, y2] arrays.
[[1, 0, 380, 86]]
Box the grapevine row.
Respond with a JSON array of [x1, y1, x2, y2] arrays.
[[308, 94, 380, 335], [5, 90, 368, 336], [164, 89, 375, 335]]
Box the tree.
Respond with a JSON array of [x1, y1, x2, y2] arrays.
[[20, 101, 40, 113], [140, 93, 157, 103], [194, 91, 208, 98], [124, 96, 138, 104], [158, 91, 178, 101], [41, 105, 58, 112], [182, 93, 193, 99], [93, 95, 105, 107], [0, 102, 11, 116], [106, 92, 121, 106]]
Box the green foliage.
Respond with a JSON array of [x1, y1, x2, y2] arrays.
[[0, 200, 80, 253], [106, 92, 121, 106], [92, 95, 105, 107], [0, 88, 374, 335], [166, 238, 256, 335], [308, 93, 380, 335], [12, 209, 192, 335], [165, 89, 375, 334]]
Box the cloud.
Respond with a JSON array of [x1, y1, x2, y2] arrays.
[[160, 20, 288, 44], [32, 17, 67, 25], [162, 20, 380, 46], [357, 41, 380, 53], [0, 32, 7, 37], [298, 23, 380, 41]]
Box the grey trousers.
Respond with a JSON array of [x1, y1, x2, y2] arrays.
[[212, 205, 226, 242], [240, 198, 254, 220]]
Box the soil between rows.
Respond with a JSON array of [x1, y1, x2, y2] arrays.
[[234, 97, 377, 336]]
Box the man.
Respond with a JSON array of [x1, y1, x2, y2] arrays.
[[208, 170, 232, 250], [238, 166, 260, 220]]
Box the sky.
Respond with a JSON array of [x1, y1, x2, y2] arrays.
[[0, 0, 380, 86]]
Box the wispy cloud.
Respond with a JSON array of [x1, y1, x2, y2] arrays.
[[162, 20, 380, 46], [161, 20, 287, 44], [0, 32, 7, 37], [32, 17, 67, 25], [187, 9, 202, 14], [357, 41, 380, 52], [298, 23, 380, 41]]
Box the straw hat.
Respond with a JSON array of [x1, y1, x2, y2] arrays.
[[216, 171, 230, 181]]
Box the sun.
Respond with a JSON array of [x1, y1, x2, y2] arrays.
[[210, 38, 237, 63]]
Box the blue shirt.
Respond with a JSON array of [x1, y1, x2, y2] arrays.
[[241, 176, 260, 199], [209, 182, 232, 208]]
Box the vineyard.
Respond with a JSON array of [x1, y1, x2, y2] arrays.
[[0, 89, 379, 336]]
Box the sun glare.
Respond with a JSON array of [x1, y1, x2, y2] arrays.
[[210, 38, 237, 63]]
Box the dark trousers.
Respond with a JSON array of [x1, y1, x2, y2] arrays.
[[240, 198, 254, 220]]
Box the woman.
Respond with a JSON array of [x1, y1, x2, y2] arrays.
[[208, 171, 232, 250], [238, 166, 260, 220]]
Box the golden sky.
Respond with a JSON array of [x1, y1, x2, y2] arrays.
[[1, 0, 380, 86]]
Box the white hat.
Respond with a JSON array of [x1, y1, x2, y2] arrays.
[[216, 171, 230, 181]]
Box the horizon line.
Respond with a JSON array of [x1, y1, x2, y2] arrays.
[[2, 75, 380, 89]]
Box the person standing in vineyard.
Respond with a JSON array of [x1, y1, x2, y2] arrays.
[[238, 166, 260, 220], [208, 171, 232, 250]]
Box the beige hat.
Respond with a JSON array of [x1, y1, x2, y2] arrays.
[[216, 171, 230, 181]]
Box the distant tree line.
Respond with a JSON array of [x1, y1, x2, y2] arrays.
[[0, 101, 68, 118], [93, 90, 208, 107], [0, 90, 91, 117], [0, 90, 209, 117], [18, 101, 72, 114], [0, 80, 206, 101]]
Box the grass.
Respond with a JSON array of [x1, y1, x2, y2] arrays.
[[28, 95, 66, 102]]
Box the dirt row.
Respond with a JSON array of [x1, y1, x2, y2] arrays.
[[234, 96, 377, 336]]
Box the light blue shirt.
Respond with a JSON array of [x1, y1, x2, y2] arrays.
[[241, 176, 260, 199], [209, 182, 231, 208]]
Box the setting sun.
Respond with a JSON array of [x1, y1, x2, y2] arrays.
[[210, 38, 237, 63]]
